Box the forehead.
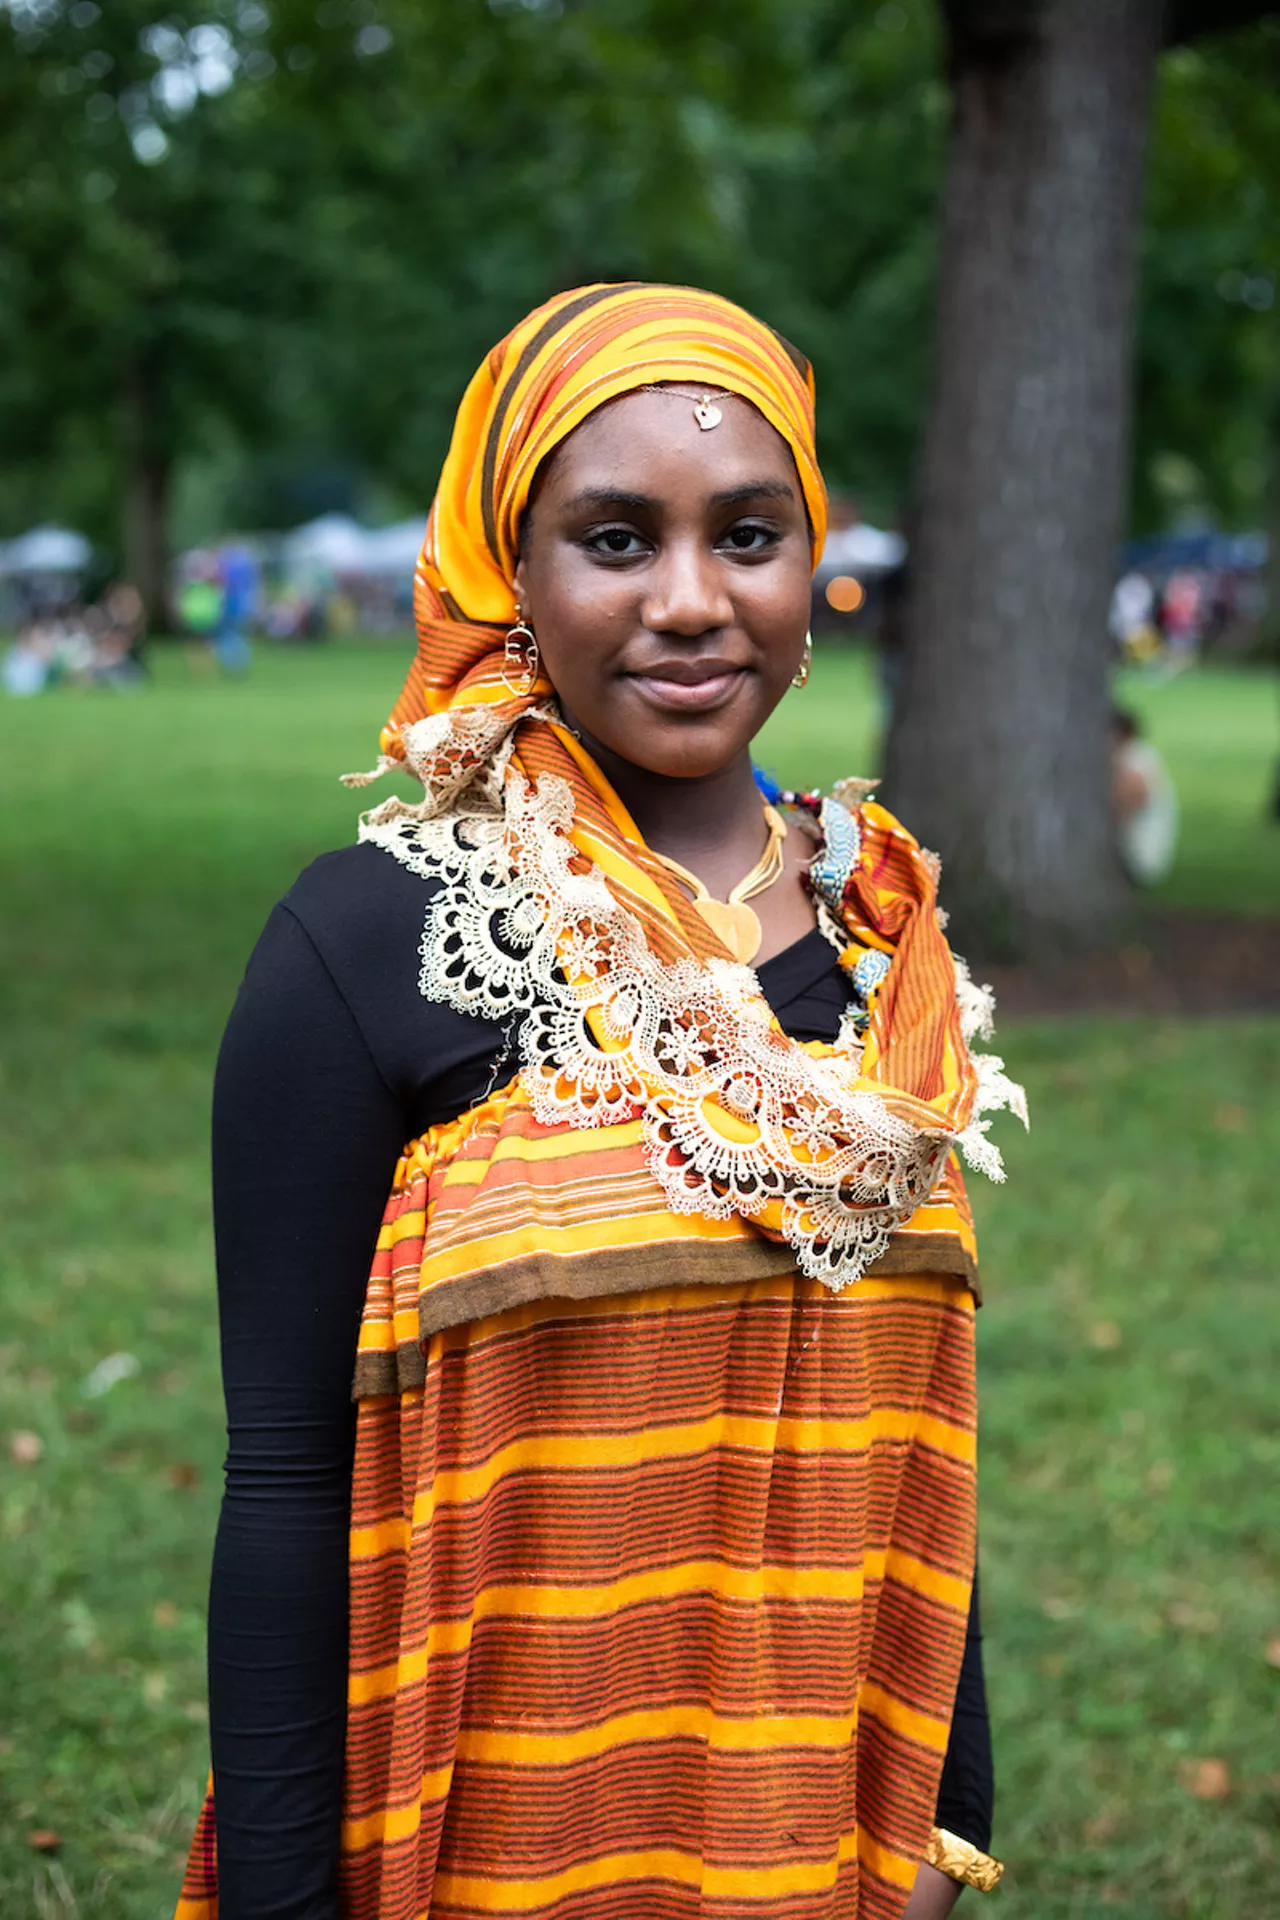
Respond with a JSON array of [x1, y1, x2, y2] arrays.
[[536, 389, 800, 501]]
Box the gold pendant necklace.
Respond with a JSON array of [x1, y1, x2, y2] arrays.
[[650, 804, 788, 965]]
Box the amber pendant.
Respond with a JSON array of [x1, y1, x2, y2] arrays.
[[693, 896, 762, 964]]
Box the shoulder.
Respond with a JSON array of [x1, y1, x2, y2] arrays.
[[280, 839, 435, 971], [258, 839, 500, 1114], [804, 789, 943, 952], [807, 786, 934, 891]]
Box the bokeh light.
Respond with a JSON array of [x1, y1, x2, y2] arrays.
[[824, 574, 865, 613]]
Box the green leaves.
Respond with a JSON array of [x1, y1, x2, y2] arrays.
[[2, 2, 1276, 559]]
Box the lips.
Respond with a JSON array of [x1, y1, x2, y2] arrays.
[[627, 659, 748, 715]]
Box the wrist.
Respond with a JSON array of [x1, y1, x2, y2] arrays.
[[922, 1826, 1005, 1894]]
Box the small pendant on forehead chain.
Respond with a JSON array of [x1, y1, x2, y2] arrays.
[[693, 396, 723, 431]]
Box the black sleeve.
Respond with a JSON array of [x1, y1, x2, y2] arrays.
[[207, 903, 407, 1920], [933, 1567, 994, 1851]]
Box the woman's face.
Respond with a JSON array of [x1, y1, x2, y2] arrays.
[[512, 388, 813, 781]]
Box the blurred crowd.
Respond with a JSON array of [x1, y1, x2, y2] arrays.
[[2, 582, 146, 697], [1108, 555, 1265, 668]]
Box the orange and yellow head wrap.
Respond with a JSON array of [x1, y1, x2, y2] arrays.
[[382, 281, 827, 756]]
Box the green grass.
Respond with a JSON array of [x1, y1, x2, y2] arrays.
[[1, 644, 1277, 1917]]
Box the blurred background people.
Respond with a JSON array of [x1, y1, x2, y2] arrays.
[[1159, 567, 1207, 667], [1112, 705, 1179, 886], [212, 544, 258, 674], [1110, 567, 1160, 661]]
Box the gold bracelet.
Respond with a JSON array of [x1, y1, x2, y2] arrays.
[[923, 1826, 1005, 1892]]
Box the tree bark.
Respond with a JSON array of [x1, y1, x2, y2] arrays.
[[121, 359, 171, 635], [884, 0, 1164, 960]]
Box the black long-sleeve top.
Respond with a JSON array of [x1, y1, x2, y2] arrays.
[[207, 841, 994, 1919]]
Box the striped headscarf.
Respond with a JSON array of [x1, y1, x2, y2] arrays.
[[380, 281, 827, 755]]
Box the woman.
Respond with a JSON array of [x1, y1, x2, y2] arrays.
[[177, 284, 1021, 1920]]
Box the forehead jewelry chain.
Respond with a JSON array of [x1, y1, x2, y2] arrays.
[[638, 383, 725, 431], [650, 803, 787, 966]]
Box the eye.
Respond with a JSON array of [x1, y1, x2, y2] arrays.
[[718, 520, 781, 555], [583, 526, 649, 559]]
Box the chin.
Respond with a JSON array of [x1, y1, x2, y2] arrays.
[[608, 725, 749, 781], [582, 683, 771, 782]]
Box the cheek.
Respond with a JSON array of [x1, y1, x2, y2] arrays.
[[741, 562, 813, 654], [530, 561, 632, 686]]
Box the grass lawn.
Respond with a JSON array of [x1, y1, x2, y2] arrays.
[[1, 642, 1277, 1917]]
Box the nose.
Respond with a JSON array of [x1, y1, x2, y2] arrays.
[[640, 536, 734, 637]]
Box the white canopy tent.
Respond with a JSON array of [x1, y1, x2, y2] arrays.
[[0, 525, 92, 577]]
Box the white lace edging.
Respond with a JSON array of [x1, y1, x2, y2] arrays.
[[952, 957, 1030, 1182]]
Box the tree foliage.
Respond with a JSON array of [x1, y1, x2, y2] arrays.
[[0, 0, 1276, 574], [0, 0, 945, 563], [1136, 26, 1280, 531]]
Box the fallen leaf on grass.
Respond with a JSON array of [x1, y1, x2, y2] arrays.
[[1213, 1103, 1246, 1132], [143, 1671, 168, 1705], [27, 1830, 63, 1853], [1089, 1321, 1123, 1351], [1180, 1757, 1231, 1801], [153, 1601, 178, 1629], [81, 1352, 140, 1399], [167, 1462, 200, 1489], [9, 1430, 43, 1465], [1265, 1636, 1280, 1669]]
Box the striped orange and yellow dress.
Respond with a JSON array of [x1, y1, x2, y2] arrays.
[[178, 1087, 978, 1920]]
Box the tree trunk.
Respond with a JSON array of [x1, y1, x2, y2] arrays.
[[121, 360, 171, 635], [884, 0, 1163, 960]]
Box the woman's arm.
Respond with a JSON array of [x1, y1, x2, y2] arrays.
[[905, 1569, 995, 1916], [208, 904, 408, 1920], [904, 1862, 964, 1918]]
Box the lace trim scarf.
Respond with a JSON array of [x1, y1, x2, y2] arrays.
[[355, 704, 1025, 1290]]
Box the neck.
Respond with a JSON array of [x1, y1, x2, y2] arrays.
[[575, 730, 765, 866]]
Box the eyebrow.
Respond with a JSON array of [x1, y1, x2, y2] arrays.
[[561, 480, 796, 516]]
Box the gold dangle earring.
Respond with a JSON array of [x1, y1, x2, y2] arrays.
[[501, 606, 540, 697], [791, 631, 813, 689]]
